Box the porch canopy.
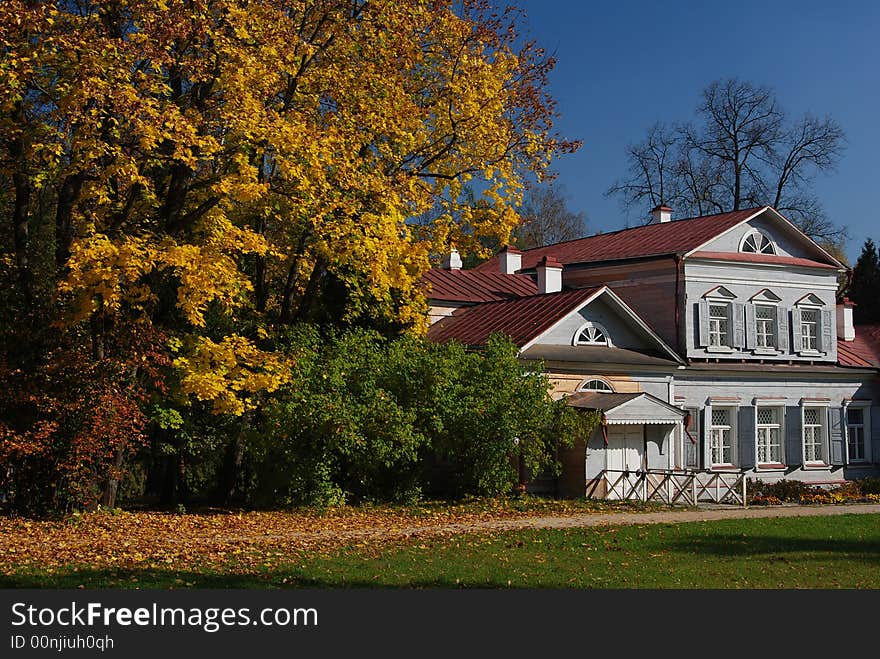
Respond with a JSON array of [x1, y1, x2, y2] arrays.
[[565, 391, 686, 425]]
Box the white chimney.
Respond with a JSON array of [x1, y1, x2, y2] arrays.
[[441, 247, 462, 270], [536, 255, 562, 294], [837, 298, 855, 342], [499, 245, 522, 274], [651, 204, 673, 224]]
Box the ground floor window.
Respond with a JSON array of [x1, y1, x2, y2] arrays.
[[803, 407, 826, 463], [756, 407, 783, 464], [710, 407, 734, 466], [846, 407, 868, 463]]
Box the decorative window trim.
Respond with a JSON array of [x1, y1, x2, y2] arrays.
[[739, 230, 777, 255], [792, 295, 828, 356], [755, 405, 785, 468], [573, 321, 612, 347], [749, 288, 782, 304], [577, 378, 615, 393]]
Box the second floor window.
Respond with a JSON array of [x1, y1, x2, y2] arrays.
[[801, 309, 819, 351], [708, 304, 729, 347], [755, 305, 776, 349]]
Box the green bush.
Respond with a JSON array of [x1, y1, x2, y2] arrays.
[[245, 327, 597, 506]]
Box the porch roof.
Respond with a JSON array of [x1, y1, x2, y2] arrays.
[[565, 391, 686, 425]]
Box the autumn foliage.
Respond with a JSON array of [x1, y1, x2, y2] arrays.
[[0, 1, 577, 514]]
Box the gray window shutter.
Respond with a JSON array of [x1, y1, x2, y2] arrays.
[[685, 408, 700, 469], [872, 406, 880, 465], [819, 309, 833, 353], [738, 406, 755, 469], [829, 407, 844, 466], [776, 305, 789, 352], [732, 303, 745, 348], [701, 405, 712, 469], [745, 304, 757, 350], [697, 301, 709, 347], [785, 406, 802, 466], [791, 308, 803, 352]]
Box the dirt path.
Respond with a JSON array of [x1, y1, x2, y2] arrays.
[[244, 503, 880, 545], [443, 502, 880, 534]]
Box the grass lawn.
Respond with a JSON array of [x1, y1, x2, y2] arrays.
[[3, 513, 878, 588]]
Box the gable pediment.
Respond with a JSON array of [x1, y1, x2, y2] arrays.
[[750, 288, 782, 303], [795, 293, 825, 306], [703, 286, 736, 300]]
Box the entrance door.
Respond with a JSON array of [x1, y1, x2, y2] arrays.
[[605, 424, 644, 499]]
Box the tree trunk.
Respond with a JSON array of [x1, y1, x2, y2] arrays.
[[55, 173, 84, 268], [100, 445, 126, 509], [8, 103, 33, 306]]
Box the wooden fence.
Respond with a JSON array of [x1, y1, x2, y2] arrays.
[[586, 469, 747, 506]]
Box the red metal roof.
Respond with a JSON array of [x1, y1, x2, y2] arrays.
[[423, 268, 536, 303], [838, 325, 880, 368], [474, 208, 765, 271], [689, 251, 839, 270], [426, 287, 602, 347]]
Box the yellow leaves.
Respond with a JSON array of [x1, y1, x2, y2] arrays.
[[174, 335, 291, 416], [58, 234, 157, 320]]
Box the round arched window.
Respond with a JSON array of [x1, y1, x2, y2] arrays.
[[741, 231, 776, 255], [573, 322, 611, 346], [578, 379, 614, 393]]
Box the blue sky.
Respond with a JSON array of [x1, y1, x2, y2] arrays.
[[516, 0, 880, 262]]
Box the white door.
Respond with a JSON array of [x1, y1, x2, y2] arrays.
[[605, 425, 643, 499]]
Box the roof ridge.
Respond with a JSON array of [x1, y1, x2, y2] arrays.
[[516, 206, 767, 255]]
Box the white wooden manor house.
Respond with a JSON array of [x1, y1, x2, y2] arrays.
[[425, 206, 880, 501]]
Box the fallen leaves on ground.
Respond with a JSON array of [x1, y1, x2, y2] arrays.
[[0, 498, 657, 576]]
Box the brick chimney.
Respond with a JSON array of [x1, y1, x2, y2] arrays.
[[441, 247, 462, 270], [499, 245, 522, 275], [837, 297, 855, 342], [650, 205, 673, 224], [536, 256, 562, 294]]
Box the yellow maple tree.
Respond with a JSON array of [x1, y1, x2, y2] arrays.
[[1, 0, 576, 414]]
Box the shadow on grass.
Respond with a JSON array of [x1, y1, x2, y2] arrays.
[[664, 534, 880, 561], [0, 568, 489, 589]]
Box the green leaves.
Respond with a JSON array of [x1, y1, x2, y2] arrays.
[[247, 328, 598, 506]]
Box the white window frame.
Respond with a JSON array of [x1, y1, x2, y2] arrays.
[[794, 295, 826, 356], [739, 230, 777, 255], [572, 321, 612, 347], [845, 404, 871, 464], [709, 406, 736, 468], [707, 302, 732, 350], [801, 403, 829, 466], [578, 378, 615, 393], [754, 303, 777, 351], [755, 406, 785, 467], [800, 308, 820, 353]]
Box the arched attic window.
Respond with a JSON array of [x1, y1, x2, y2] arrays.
[[578, 378, 615, 393], [740, 230, 776, 255], [573, 322, 611, 347]]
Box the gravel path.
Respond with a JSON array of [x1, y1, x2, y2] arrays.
[[446, 502, 880, 534]]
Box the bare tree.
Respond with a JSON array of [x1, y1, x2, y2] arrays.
[[607, 79, 847, 244], [515, 184, 587, 248], [606, 123, 679, 221]]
